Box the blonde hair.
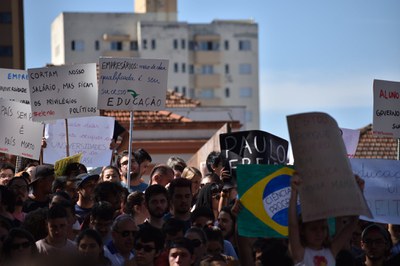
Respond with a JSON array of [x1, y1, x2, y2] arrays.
[[181, 166, 202, 180]]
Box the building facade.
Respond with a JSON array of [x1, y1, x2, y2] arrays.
[[51, 0, 259, 129]]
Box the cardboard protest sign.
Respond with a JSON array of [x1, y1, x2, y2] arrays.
[[341, 128, 360, 158], [98, 57, 169, 111], [287, 112, 371, 222], [219, 130, 288, 179], [0, 68, 30, 104], [54, 153, 83, 177], [28, 64, 99, 122], [44, 116, 114, 167], [0, 99, 43, 159], [350, 158, 400, 224], [237, 164, 296, 237], [373, 79, 400, 138]]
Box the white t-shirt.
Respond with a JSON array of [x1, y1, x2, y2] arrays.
[[36, 238, 76, 255], [295, 247, 335, 266]]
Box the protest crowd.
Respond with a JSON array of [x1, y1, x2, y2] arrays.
[[0, 145, 399, 266]]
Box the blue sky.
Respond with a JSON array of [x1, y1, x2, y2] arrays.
[[24, 0, 400, 141]]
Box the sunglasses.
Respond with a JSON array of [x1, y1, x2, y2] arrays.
[[191, 239, 202, 248], [117, 230, 137, 238], [134, 243, 156, 252], [11, 241, 31, 250]]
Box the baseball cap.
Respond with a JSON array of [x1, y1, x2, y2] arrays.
[[76, 173, 99, 188], [30, 165, 55, 184]]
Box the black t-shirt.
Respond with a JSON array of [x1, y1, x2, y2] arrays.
[[22, 197, 49, 213]]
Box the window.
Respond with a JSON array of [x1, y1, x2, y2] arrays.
[[198, 41, 219, 51], [224, 40, 229, 50], [239, 40, 251, 51], [130, 41, 138, 51], [173, 39, 178, 49], [189, 64, 194, 74], [174, 63, 179, 73], [181, 39, 186, 49], [0, 12, 12, 24], [111, 41, 122, 51], [201, 65, 214, 75], [225, 88, 230, 98], [182, 87, 186, 96], [95, 40, 100, 51], [142, 39, 147, 49], [239, 64, 252, 74], [181, 63, 186, 73], [0, 46, 12, 56], [225, 64, 230, 74], [174, 86, 179, 92], [240, 87, 252, 97], [151, 39, 156, 49], [71, 40, 84, 51], [200, 89, 215, 99]]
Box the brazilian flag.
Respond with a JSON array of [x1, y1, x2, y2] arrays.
[[237, 164, 296, 238]]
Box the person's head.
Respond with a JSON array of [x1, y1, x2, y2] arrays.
[[2, 228, 37, 263], [361, 223, 392, 262], [46, 204, 69, 245], [185, 227, 208, 265], [299, 217, 330, 249], [94, 181, 123, 211], [145, 184, 169, 219], [111, 214, 138, 255], [166, 156, 187, 179], [199, 254, 228, 266], [76, 173, 100, 201], [100, 165, 121, 183], [217, 207, 236, 240], [191, 206, 215, 229], [168, 178, 192, 216], [168, 237, 195, 266], [8, 176, 29, 207], [182, 166, 202, 197], [118, 151, 139, 178], [30, 165, 55, 196], [134, 148, 152, 178], [89, 201, 114, 241], [134, 226, 164, 266], [76, 229, 104, 260], [203, 227, 224, 257], [124, 191, 149, 223], [195, 183, 221, 214], [150, 164, 174, 186], [21, 207, 47, 241], [64, 162, 87, 179], [50, 200, 76, 240], [200, 173, 221, 189], [206, 152, 223, 176], [0, 162, 15, 186], [163, 218, 186, 243]]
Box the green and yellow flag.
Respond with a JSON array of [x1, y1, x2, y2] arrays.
[[237, 164, 296, 238]]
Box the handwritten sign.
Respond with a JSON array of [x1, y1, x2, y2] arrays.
[[350, 158, 400, 224], [98, 57, 169, 111], [0, 68, 30, 104], [219, 130, 288, 179], [373, 79, 400, 138], [28, 64, 99, 122], [44, 116, 114, 167], [54, 153, 83, 177], [0, 99, 43, 159], [341, 128, 360, 158], [287, 112, 371, 222]]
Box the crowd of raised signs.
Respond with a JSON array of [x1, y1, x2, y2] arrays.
[[0, 147, 399, 266]]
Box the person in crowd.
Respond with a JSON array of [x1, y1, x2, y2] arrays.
[[123, 191, 149, 226], [100, 165, 121, 183], [21, 208, 47, 241], [258, 238, 293, 266], [52, 176, 80, 204], [185, 227, 208, 266], [181, 166, 202, 206], [217, 207, 237, 252], [166, 156, 187, 179], [75, 173, 100, 224], [0, 162, 15, 186], [36, 204, 76, 255], [141, 184, 169, 230], [88, 201, 115, 244], [168, 237, 195, 266], [388, 224, 400, 257], [203, 226, 238, 261], [1, 228, 38, 266], [288, 173, 361, 266], [191, 206, 215, 229], [118, 151, 147, 192], [94, 181, 124, 215], [218, 180, 237, 212], [149, 164, 174, 187], [104, 214, 138, 266], [0, 185, 21, 228], [7, 175, 30, 222], [23, 165, 55, 213], [76, 228, 111, 266], [64, 162, 87, 180], [23, 162, 38, 182], [50, 200, 79, 241], [205, 152, 224, 177], [165, 178, 193, 231], [134, 148, 152, 179], [200, 173, 221, 189], [194, 183, 221, 220]]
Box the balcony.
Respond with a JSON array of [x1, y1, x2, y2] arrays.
[[194, 74, 221, 88], [193, 50, 221, 64], [102, 34, 130, 41]]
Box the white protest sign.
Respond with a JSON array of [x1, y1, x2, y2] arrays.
[[0, 68, 30, 104], [373, 79, 400, 138], [341, 128, 360, 158], [287, 112, 372, 222], [0, 99, 43, 159], [44, 116, 114, 167], [350, 158, 400, 224], [28, 64, 99, 122], [98, 57, 169, 111]]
